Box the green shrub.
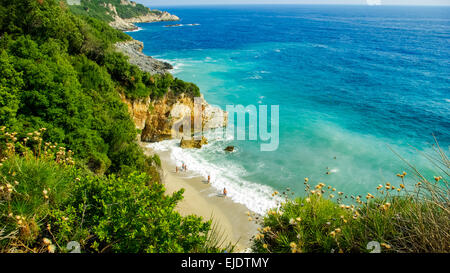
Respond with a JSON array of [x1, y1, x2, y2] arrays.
[[0, 128, 226, 253]]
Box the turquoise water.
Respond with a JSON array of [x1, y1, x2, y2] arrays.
[[130, 5, 449, 213]]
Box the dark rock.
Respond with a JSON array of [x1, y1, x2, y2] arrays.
[[224, 146, 235, 152]]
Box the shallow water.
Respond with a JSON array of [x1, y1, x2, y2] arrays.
[[131, 5, 450, 214]]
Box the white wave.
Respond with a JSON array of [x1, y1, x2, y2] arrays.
[[124, 27, 143, 33], [146, 136, 281, 215]]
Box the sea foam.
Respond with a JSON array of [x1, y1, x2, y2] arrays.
[[146, 133, 281, 215]]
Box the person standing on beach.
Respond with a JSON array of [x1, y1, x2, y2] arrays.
[[223, 188, 227, 197], [208, 175, 210, 184], [176, 166, 178, 173]]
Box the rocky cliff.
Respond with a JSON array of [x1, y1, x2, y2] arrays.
[[115, 40, 173, 75], [121, 91, 228, 143], [106, 3, 179, 31], [67, 0, 180, 31]]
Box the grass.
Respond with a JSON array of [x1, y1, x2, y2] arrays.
[[251, 138, 449, 253]]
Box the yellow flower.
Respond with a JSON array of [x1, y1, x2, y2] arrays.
[[304, 178, 309, 182], [289, 242, 297, 248], [263, 244, 268, 249], [335, 228, 342, 233], [48, 244, 56, 253], [296, 217, 302, 222], [380, 243, 391, 249], [330, 231, 336, 237], [305, 198, 310, 203], [43, 238, 52, 245]]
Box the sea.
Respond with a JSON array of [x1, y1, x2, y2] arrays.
[[128, 5, 450, 214]]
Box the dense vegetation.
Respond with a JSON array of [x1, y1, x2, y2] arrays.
[[0, 0, 222, 253], [0, 0, 199, 175], [69, 0, 162, 22], [0, 128, 228, 252], [251, 143, 449, 253]]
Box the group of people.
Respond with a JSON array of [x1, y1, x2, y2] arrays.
[[175, 163, 188, 173], [175, 167, 228, 197]]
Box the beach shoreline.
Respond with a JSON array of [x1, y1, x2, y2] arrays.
[[140, 142, 259, 253]]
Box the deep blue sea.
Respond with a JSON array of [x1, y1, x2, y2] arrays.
[[130, 5, 450, 213]]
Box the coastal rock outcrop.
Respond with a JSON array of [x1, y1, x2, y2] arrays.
[[120, 91, 228, 143], [66, 0, 180, 31], [180, 136, 208, 149], [108, 6, 179, 31], [115, 40, 173, 75]]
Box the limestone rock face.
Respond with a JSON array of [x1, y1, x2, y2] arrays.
[[119, 94, 150, 130], [121, 91, 228, 143], [180, 136, 208, 149], [123, 12, 180, 24], [108, 6, 180, 31]]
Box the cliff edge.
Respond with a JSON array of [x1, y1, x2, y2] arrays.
[[67, 0, 180, 31]]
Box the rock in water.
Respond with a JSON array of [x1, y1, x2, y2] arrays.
[[180, 137, 208, 149], [224, 146, 235, 152]]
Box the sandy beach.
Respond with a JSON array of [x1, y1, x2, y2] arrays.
[[141, 143, 259, 252]]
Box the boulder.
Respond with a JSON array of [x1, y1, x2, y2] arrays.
[[180, 136, 208, 149], [224, 146, 235, 152]]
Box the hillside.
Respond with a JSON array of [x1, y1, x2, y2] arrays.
[[68, 0, 179, 30], [0, 0, 229, 253]]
